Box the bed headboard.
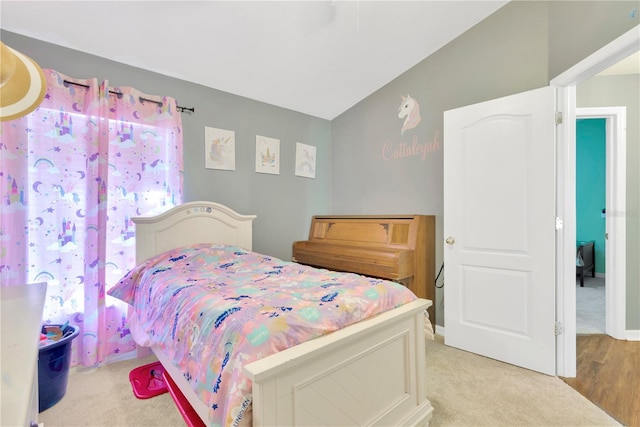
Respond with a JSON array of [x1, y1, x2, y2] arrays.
[[132, 201, 257, 263]]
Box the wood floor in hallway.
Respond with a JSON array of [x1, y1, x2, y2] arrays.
[[561, 334, 640, 427]]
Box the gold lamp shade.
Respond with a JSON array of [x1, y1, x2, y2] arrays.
[[0, 41, 47, 121]]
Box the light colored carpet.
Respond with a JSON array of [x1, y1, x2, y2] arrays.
[[576, 276, 605, 335], [38, 354, 184, 426], [426, 336, 618, 427], [37, 337, 620, 427]]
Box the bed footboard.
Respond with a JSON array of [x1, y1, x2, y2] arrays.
[[245, 299, 433, 427]]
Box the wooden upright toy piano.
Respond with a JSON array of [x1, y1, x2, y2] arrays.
[[293, 214, 436, 323]]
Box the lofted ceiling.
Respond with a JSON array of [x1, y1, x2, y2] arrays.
[[1, 0, 510, 120]]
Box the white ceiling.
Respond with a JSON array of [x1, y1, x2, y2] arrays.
[[1, 0, 509, 120]]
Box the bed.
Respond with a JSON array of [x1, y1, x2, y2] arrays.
[[108, 201, 433, 427]]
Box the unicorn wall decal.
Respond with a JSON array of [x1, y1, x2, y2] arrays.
[[398, 94, 421, 136]]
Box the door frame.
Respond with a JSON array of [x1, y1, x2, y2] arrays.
[[551, 26, 638, 377], [575, 107, 626, 340]]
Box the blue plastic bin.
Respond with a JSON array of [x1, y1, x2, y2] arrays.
[[38, 324, 79, 412]]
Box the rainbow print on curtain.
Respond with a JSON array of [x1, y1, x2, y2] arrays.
[[0, 69, 183, 367]]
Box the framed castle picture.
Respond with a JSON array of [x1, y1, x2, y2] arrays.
[[255, 135, 280, 175], [205, 126, 235, 171]]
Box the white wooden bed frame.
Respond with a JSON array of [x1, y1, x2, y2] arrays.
[[132, 201, 433, 426]]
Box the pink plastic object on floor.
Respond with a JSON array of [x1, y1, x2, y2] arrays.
[[129, 361, 168, 399]]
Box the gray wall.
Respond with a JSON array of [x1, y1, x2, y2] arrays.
[[577, 74, 640, 330], [0, 30, 332, 262], [330, 1, 638, 327], [548, 1, 640, 79]]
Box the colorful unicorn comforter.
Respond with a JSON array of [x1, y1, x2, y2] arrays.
[[108, 243, 417, 427]]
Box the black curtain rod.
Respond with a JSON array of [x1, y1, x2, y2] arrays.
[[63, 80, 194, 114]]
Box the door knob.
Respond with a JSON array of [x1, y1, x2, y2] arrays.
[[446, 237, 455, 245]]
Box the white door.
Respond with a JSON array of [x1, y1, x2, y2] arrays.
[[443, 86, 557, 375]]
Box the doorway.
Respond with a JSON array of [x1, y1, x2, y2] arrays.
[[551, 26, 637, 377], [442, 27, 637, 378], [574, 108, 627, 339]]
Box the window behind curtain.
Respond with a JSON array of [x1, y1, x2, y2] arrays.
[[0, 69, 183, 366]]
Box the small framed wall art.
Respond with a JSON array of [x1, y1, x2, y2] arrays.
[[205, 126, 235, 171], [255, 135, 280, 175], [295, 142, 316, 179]]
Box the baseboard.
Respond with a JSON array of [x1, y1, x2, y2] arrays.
[[626, 330, 640, 341], [433, 325, 638, 339], [68, 350, 138, 374]]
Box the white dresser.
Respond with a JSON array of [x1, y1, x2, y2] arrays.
[[1, 282, 47, 427]]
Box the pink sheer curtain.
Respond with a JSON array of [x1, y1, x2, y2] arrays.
[[0, 69, 183, 367]]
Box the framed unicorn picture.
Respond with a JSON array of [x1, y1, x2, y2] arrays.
[[205, 126, 235, 171], [295, 142, 316, 178], [255, 135, 280, 175]]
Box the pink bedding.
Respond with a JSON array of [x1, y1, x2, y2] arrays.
[[108, 243, 417, 426]]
